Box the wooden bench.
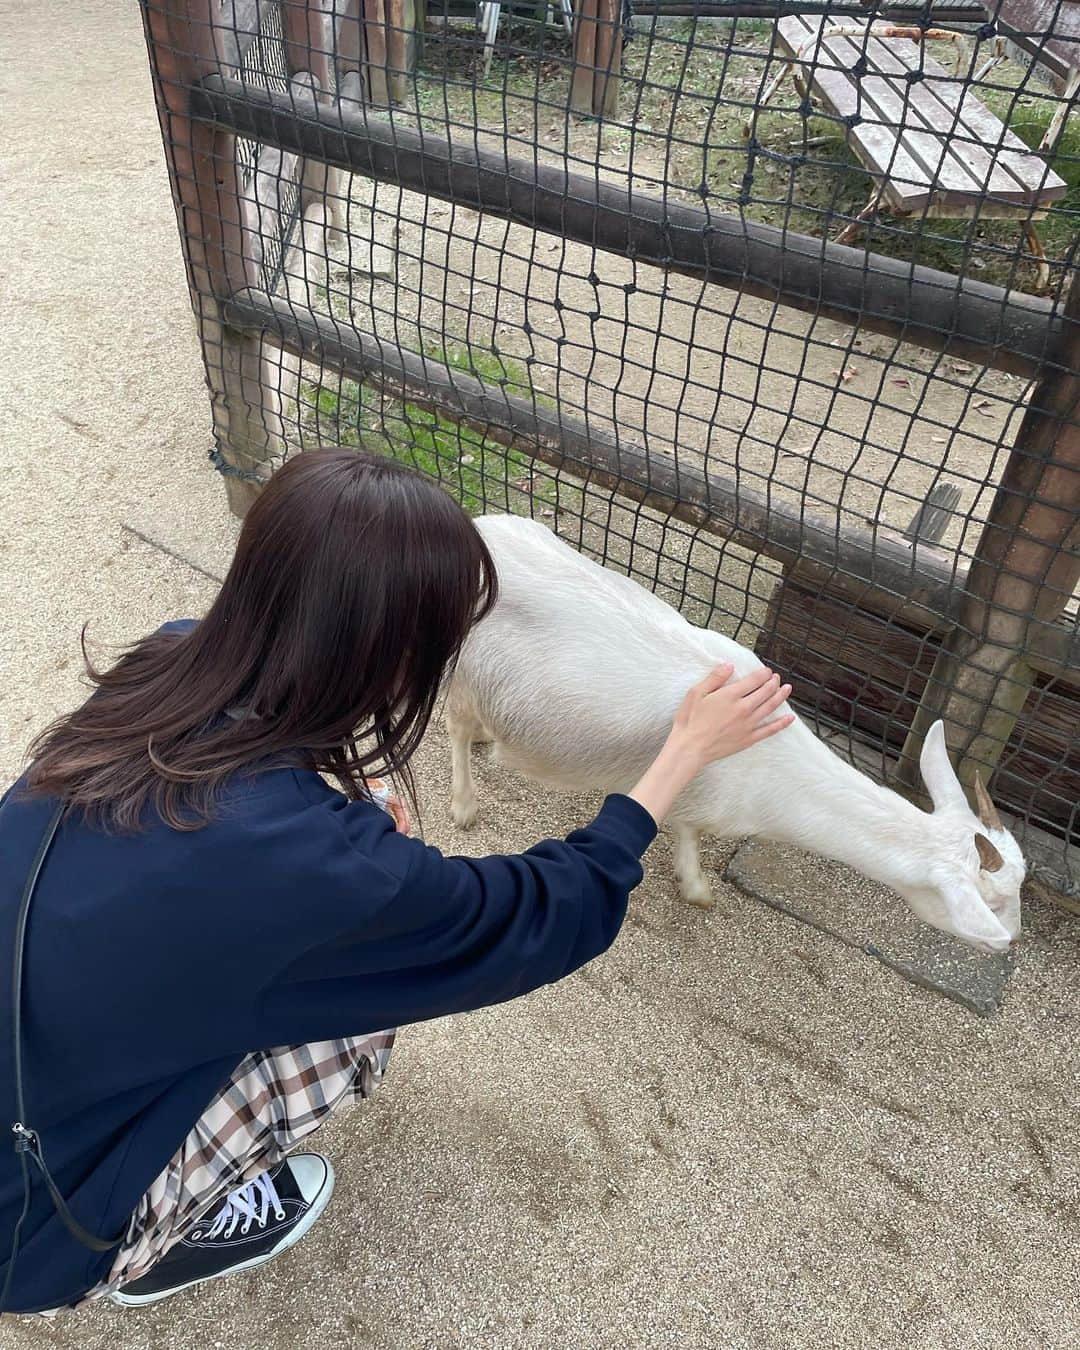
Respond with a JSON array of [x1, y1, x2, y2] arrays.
[[758, 17, 1068, 285]]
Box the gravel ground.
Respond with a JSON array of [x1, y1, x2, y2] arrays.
[[1, 4, 1079, 1349]]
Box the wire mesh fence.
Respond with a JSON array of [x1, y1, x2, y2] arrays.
[[140, 0, 1078, 890]]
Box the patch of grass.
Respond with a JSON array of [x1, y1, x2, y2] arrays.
[[304, 344, 564, 517]]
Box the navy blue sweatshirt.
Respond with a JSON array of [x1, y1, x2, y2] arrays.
[[0, 626, 656, 1313]]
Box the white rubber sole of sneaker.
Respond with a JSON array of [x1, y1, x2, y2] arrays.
[[108, 1157, 336, 1308]]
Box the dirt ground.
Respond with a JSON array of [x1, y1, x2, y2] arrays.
[[2, 4, 1080, 1349]]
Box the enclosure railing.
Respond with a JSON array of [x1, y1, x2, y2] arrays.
[[139, 0, 1079, 892]]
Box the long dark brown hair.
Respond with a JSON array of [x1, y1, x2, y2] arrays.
[[26, 448, 497, 831]]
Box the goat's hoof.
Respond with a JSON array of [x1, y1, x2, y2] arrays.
[[451, 801, 479, 830], [681, 886, 715, 911]]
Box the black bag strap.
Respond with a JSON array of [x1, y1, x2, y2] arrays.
[[9, 804, 124, 1254]]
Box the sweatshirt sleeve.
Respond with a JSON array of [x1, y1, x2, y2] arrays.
[[253, 792, 657, 1046]]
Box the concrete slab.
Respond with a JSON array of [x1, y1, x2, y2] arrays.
[[725, 839, 1015, 1017]]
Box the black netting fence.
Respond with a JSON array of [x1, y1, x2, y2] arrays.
[[140, 0, 1078, 891]]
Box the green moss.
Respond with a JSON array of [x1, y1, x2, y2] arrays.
[[304, 344, 563, 517]]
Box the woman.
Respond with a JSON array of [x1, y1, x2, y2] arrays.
[[0, 449, 793, 1314]]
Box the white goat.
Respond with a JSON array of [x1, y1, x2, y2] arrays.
[[446, 515, 1025, 955]]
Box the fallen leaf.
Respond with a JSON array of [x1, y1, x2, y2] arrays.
[[831, 367, 859, 383], [892, 378, 912, 390]]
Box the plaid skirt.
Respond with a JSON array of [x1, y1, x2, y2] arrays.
[[78, 1030, 395, 1303]]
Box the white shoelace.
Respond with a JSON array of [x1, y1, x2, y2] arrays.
[[202, 1171, 287, 1240]]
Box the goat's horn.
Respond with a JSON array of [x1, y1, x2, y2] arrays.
[[973, 772, 1003, 832], [974, 833, 1005, 873]]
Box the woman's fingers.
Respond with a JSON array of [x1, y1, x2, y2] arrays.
[[387, 795, 411, 834], [753, 682, 792, 720], [697, 663, 734, 696], [749, 713, 796, 744], [743, 674, 784, 712], [725, 666, 775, 697]]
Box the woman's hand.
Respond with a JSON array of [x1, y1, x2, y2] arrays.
[[628, 664, 795, 826], [385, 794, 412, 836], [667, 664, 794, 775], [366, 778, 412, 835]]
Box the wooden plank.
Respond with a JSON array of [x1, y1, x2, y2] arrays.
[[822, 30, 1023, 201], [778, 16, 944, 211], [778, 16, 1067, 213], [997, 0, 1080, 90], [756, 574, 1080, 836], [827, 35, 1047, 207], [842, 28, 1064, 202], [762, 580, 1080, 746]]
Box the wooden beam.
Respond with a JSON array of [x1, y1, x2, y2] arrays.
[[897, 270, 1080, 797], [571, 0, 599, 117], [592, 0, 622, 121], [191, 74, 1062, 378], [220, 285, 1077, 681], [628, 2, 989, 16]]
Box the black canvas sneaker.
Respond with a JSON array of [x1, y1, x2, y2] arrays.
[[110, 1153, 335, 1307]]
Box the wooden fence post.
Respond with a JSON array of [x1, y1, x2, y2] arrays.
[[571, 0, 622, 119], [140, 0, 282, 516], [281, 0, 346, 233], [896, 270, 1080, 802], [337, 0, 415, 107]]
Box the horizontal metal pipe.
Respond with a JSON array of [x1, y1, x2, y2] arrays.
[[223, 286, 1077, 677], [193, 74, 1061, 379]]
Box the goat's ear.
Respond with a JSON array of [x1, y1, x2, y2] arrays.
[[920, 720, 966, 813], [932, 873, 1013, 948], [974, 833, 1005, 873]]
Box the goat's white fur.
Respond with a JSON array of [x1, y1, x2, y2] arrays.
[[447, 515, 1025, 954]]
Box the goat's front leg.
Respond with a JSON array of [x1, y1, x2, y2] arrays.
[[672, 825, 713, 909], [447, 705, 484, 830]]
